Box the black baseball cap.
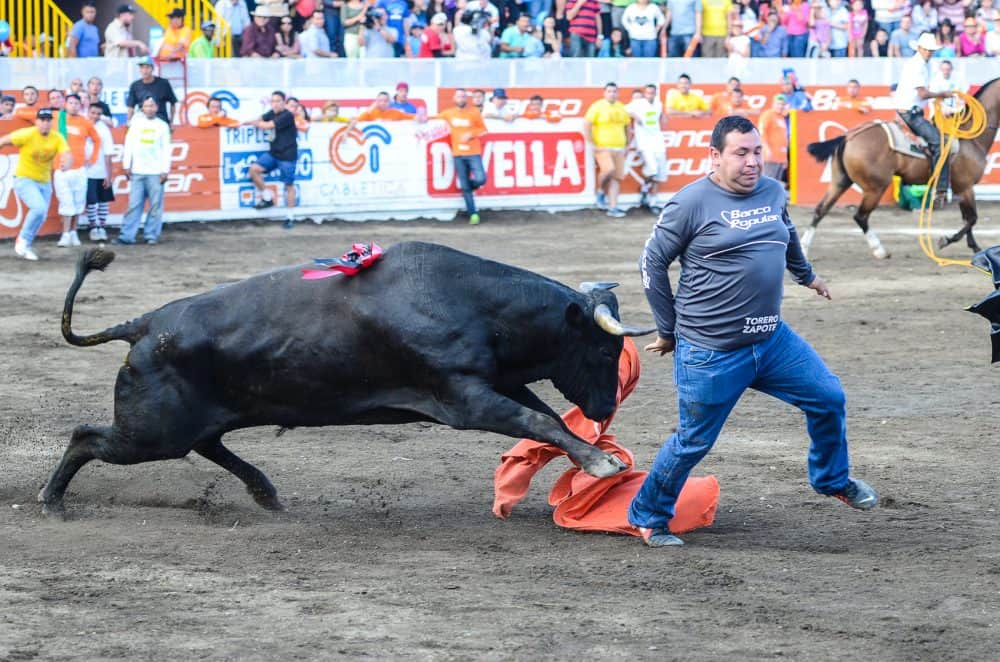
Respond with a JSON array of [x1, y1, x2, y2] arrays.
[[167, 8, 185, 18], [117, 3, 135, 13], [0, 95, 15, 104], [36, 108, 54, 120]]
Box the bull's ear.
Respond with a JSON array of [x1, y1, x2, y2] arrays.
[[579, 281, 620, 294], [565, 301, 586, 328]]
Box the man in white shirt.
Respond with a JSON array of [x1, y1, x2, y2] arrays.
[[929, 58, 966, 117], [894, 32, 954, 203], [104, 4, 149, 57], [625, 84, 668, 212], [116, 97, 172, 246], [84, 102, 115, 241], [215, 0, 253, 55], [299, 10, 336, 57]]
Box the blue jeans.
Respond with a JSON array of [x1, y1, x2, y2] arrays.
[[668, 33, 694, 57], [830, 47, 847, 57], [631, 38, 658, 57], [120, 174, 165, 243], [628, 322, 851, 530], [324, 7, 345, 57], [454, 155, 486, 215], [787, 33, 808, 57], [13, 177, 53, 246], [876, 21, 899, 36], [569, 33, 596, 57]]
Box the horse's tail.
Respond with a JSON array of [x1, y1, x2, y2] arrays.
[[62, 249, 142, 347], [806, 135, 846, 163]]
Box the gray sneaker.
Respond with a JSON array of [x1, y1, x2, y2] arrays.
[[639, 527, 684, 547], [831, 478, 878, 510], [606, 208, 626, 219]]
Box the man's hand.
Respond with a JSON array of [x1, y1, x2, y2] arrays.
[[808, 275, 832, 300], [644, 335, 676, 356], [160, 173, 169, 183]]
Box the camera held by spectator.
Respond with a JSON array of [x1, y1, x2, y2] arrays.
[[461, 10, 490, 36]]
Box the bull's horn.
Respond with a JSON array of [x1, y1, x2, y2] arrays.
[[580, 281, 619, 293], [593, 304, 657, 337]]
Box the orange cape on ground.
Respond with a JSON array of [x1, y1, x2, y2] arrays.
[[493, 338, 719, 536]]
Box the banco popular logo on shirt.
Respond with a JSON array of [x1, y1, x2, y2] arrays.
[[721, 205, 780, 231], [329, 124, 393, 175]]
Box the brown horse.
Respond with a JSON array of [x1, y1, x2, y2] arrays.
[[802, 77, 1000, 259]]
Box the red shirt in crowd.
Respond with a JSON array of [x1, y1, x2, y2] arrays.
[[418, 27, 442, 57], [566, 0, 601, 43]]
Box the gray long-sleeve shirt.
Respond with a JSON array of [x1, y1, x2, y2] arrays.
[[640, 175, 815, 351]]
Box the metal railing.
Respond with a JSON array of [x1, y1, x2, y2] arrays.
[[131, 0, 232, 58], [0, 0, 73, 58]]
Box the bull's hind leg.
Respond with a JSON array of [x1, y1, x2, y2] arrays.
[[194, 438, 284, 511], [39, 424, 115, 517]]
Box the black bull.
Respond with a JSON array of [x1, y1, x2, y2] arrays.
[[41, 241, 656, 516]]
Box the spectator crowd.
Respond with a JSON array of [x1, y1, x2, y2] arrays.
[[7, 0, 997, 61]]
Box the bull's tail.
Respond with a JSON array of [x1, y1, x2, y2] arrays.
[[806, 136, 846, 164], [62, 249, 141, 347]]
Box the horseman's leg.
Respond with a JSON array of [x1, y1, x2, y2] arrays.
[[939, 188, 980, 252], [906, 112, 947, 196], [853, 188, 891, 259]]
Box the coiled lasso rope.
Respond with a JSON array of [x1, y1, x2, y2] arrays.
[[916, 91, 988, 268]]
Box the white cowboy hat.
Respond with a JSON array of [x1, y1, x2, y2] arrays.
[[909, 32, 941, 52]]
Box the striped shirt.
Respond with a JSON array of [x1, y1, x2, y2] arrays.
[[567, 0, 601, 43]]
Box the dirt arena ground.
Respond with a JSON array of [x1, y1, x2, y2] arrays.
[[2, 202, 1000, 661]]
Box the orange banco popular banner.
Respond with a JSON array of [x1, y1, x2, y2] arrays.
[[0, 122, 220, 241]]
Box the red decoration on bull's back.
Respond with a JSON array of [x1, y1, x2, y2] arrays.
[[301, 243, 384, 280]]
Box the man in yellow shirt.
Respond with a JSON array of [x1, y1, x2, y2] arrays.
[[158, 8, 193, 59], [584, 82, 633, 218], [701, 0, 732, 56], [0, 108, 71, 261], [666, 73, 710, 117]]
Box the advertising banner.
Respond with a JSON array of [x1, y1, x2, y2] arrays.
[[0, 122, 220, 240]]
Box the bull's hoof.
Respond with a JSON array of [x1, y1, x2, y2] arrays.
[[40, 500, 67, 520], [582, 452, 628, 479], [251, 491, 285, 511]]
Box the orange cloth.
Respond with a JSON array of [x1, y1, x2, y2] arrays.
[[58, 114, 101, 170], [758, 108, 788, 165], [196, 113, 240, 128], [435, 106, 487, 156], [837, 96, 872, 113], [522, 108, 562, 123], [710, 92, 732, 116], [356, 107, 414, 122], [14, 106, 37, 124], [492, 338, 720, 537], [158, 25, 193, 59]]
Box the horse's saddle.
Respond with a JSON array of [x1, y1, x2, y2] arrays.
[[876, 120, 960, 160]]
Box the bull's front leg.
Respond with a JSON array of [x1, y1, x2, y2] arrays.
[[444, 380, 627, 478]]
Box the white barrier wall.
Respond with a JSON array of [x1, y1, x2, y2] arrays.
[[2, 57, 999, 91]]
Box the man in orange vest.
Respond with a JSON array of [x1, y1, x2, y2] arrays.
[[431, 88, 488, 225]]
